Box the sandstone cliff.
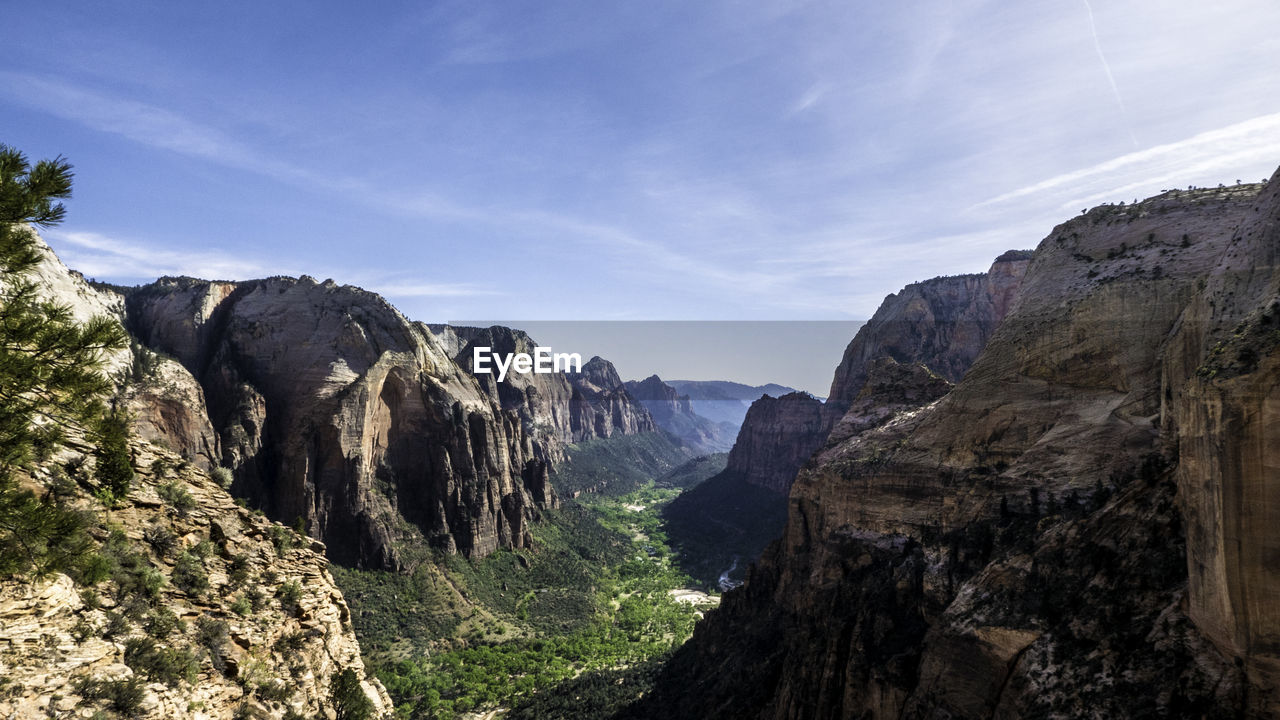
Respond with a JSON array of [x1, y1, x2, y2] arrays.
[[1164, 174, 1280, 709], [637, 178, 1278, 719], [717, 251, 1030, 500], [1, 238, 389, 719], [0, 443, 392, 719], [722, 392, 825, 495], [429, 324, 656, 447], [122, 276, 559, 568]]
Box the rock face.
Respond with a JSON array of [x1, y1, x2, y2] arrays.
[[721, 252, 1031, 499], [429, 324, 655, 447], [824, 250, 1031, 420], [569, 356, 657, 439], [120, 279, 660, 569], [0, 444, 392, 720], [722, 392, 825, 494], [122, 352, 222, 471], [636, 178, 1280, 719], [1, 239, 388, 719], [123, 277, 562, 568], [1164, 175, 1280, 705], [624, 375, 735, 454]]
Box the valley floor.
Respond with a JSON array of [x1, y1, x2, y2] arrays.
[[335, 482, 721, 720]]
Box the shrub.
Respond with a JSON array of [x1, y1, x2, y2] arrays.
[[101, 610, 130, 639], [150, 457, 171, 478], [256, 678, 293, 703], [196, 616, 230, 673], [227, 553, 252, 587], [210, 466, 233, 489], [158, 480, 196, 516], [74, 552, 113, 586], [124, 636, 198, 685], [172, 552, 209, 595], [191, 539, 215, 559], [269, 525, 293, 556], [277, 581, 303, 613], [146, 607, 183, 639], [273, 630, 307, 655], [71, 616, 96, 643], [73, 676, 145, 716], [143, 523, 177, 557], [276, 576, 303, 609], [230, 595, 252, 616]]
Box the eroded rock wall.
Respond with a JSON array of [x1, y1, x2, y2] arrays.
[[125, 277, 556, 568], [637, 180, 1278, 719]]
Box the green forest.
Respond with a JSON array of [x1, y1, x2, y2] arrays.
[[336, 480, 720, 720]]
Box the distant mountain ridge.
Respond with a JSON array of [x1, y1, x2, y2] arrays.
[[664, 380, 801, 429], [623, 375, 736, 453]]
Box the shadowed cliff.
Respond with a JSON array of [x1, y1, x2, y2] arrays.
[[634, 175, 1280, 719]]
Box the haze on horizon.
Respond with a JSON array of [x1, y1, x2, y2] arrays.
[[3, 1, 1279, 324]]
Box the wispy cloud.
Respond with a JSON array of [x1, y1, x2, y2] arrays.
[[46, 229, 503, 301], [0, 71, 490, 224], [374, 282, 501, 298], [1081, 0, 1138, 148], [46, 229, 267, 281], [973, 112, 1280, 213]]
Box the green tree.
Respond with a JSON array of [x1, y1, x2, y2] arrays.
[[94, 408, 134, 502], [0, 144, 126, 577], [330, 668, 375, 720]]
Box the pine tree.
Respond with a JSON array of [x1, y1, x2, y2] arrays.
[[330, 668, 375, 720], [0, 144, 126, 577]]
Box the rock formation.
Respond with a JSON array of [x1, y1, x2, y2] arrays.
[[569, 356, 657, 439], [122, 276, 559, 568], [429, 324, 655, 447], [624, 375, 734, 453], [1, 239, 388, 719], [721, 392, 825, 494], [636, 177, 1280, 718], [713, 251, 1031, 500]]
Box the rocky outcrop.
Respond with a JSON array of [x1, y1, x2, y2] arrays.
[[2, 239, 388, 718], [624, 375, 734, 453], [433, 325, 656, 447], [569, 357, 657, 439], [121, 351, 221, 471], [717, 252, 1030, 500], [722, 392, 825, 494], [123, 276, 557, 568], [1163, 175, 1280, 708], [0, 442, 391, 720], [825, 249, 1031, 420], [637, 179, 1279, 718]]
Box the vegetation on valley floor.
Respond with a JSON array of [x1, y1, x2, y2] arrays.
[[340, 482, 717, 720]]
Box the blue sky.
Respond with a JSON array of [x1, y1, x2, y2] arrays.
[[4, 0, 1280, 323]]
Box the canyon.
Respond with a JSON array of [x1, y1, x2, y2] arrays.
[[5, 162, 1280, 719], [634, 176, 1280, 718]]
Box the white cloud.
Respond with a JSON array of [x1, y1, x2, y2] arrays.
[[973, 113, 1280, 213], [46, 229, 267, 281]]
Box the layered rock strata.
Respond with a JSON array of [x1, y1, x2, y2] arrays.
[[637, 179, 1279, 718]]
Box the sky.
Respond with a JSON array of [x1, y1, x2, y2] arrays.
[[3, 1, 1280, 370]]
